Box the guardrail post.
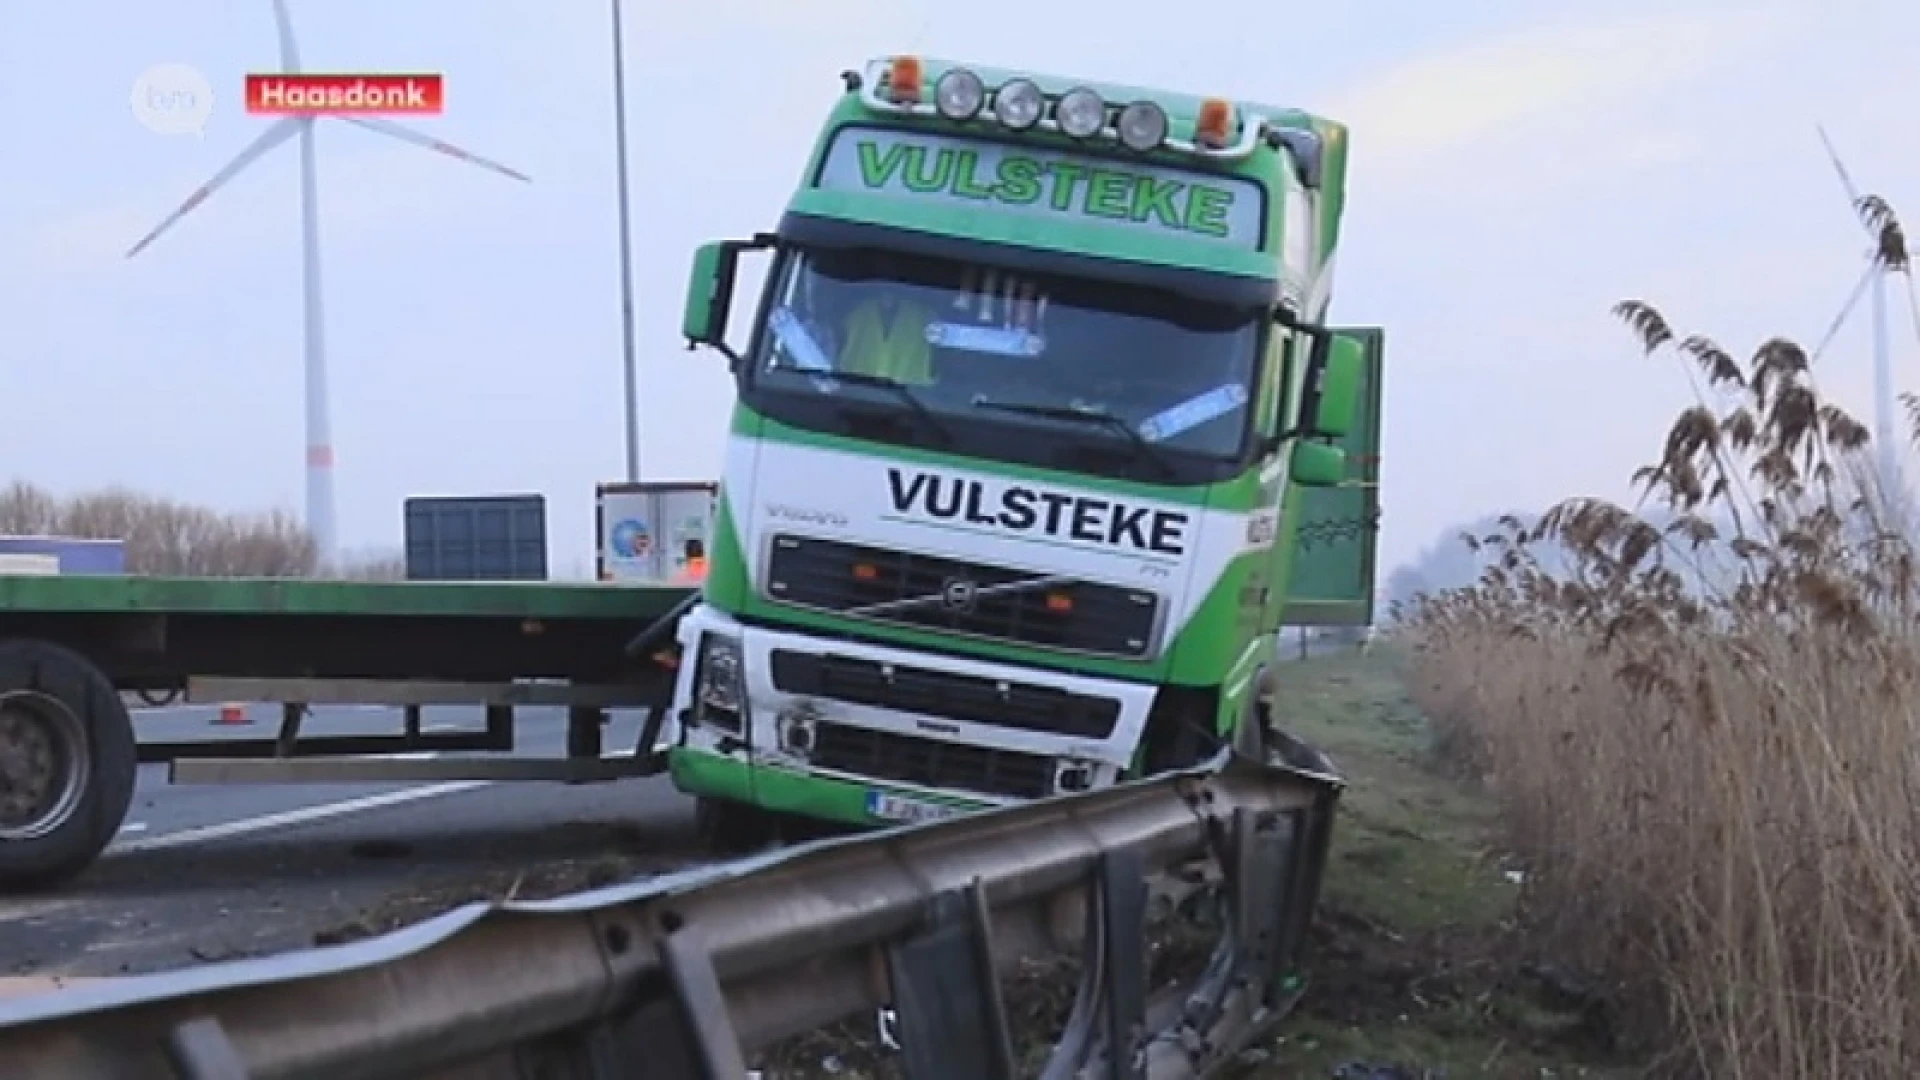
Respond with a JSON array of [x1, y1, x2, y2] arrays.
[[1039, 847, 1149, 1080], [1098, 847, 1149, 1080], [1282, 797, 1336, 992], [1231, 807, 1313, 1007], [660, 923, 751, 1078], [885, 879, 1015, 1080], [520, 922, 748, 1079]]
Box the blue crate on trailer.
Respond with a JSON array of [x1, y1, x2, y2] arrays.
[[0, 536, 126, 574], [402, 495, 548, 582]]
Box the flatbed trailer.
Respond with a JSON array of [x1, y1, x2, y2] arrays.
[[0, 574, 695, 888]]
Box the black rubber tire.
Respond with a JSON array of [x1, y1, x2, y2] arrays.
[[694, 795, 776, 855], [0, 640, 137, 891], [1243, 664, 1342, 775], [135, 688, 181, 708], [1232, 710, 1267, 761], [1233, 667, 1272, 762]]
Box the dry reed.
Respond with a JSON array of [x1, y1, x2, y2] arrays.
[[1396, 194, 1920, 1077]]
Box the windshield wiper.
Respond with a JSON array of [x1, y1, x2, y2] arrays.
[[970, 396, 1175, 478], [768, 363, 952, 443]]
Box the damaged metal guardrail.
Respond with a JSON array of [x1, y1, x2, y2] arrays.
[[0, 748, 1342, 1080]]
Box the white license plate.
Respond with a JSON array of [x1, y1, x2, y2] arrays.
[[865, 790, 963, 824]]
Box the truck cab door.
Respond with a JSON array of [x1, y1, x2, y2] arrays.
[[1277, 327, 1384, 628], [1232, 326, 1295, 646]]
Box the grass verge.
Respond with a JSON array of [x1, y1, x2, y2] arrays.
[[1245, 650, 1640, 1079]]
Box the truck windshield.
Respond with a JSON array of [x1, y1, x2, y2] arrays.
[[746, 246, 1262, 463]]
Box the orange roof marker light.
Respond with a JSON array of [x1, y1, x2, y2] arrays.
[[886, 56, 924, 105], [1194, 98, 1236, 150]]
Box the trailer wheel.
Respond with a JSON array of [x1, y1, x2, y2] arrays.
[[0, 641, 137, 890]]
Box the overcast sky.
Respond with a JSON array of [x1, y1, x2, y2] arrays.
[[2, 0, 1915, 576]]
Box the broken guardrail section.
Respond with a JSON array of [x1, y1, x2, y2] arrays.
[[0, 749, 1341, 1080]]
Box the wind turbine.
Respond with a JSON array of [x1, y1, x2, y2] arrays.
[[127, 0, 529, 567], [1815, 126, 1908, 506]]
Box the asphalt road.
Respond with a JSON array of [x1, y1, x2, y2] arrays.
[[0, 640, 1366, 990], [118, 701, 662, 845], [0, 704, 700, 981]]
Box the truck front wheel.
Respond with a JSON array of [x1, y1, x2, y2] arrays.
[[0, 641, 137, 890]]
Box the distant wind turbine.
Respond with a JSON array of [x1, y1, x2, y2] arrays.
[[1814, 126, 1908, 504], [127, 0, 529, 566]]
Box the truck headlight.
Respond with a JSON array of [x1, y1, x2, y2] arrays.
[[693, 632, 746, 731]]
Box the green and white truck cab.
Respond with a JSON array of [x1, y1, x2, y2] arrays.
[[662, 56, 1384, 843]]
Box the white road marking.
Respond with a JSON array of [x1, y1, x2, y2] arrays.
[[107, 782, 489, 855], [1, 747, 656, 924], [101, 713, 652, 857], [131, 703, 395, 717], [0, 896, 83, 924]]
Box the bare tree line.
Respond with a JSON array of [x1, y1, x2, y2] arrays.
[[0, 481, 404, 580]]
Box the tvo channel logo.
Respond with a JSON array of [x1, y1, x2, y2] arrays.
[[131, 63, 216, 137]]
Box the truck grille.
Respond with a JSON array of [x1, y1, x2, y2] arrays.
[[769, 651, 1120, 739], [764, 534, 1159, 658], [810, 722, 1054, 800]]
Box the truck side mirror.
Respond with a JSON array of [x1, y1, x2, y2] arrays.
[[682, 241, 731, 349], [1289, 441, 1346, 487], [682, 234, 777, 358], [1294, 328, 1366, 439]]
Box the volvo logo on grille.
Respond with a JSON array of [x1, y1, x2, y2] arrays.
[[940, 577, 978, 611]]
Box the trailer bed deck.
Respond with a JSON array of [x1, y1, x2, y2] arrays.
[[0, 575, 691, 620], [0, 576, 696, 687]]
